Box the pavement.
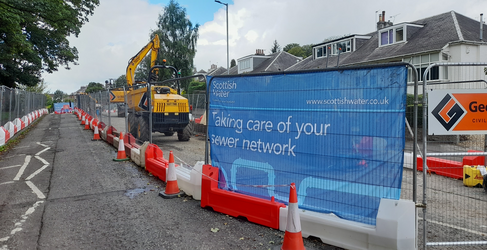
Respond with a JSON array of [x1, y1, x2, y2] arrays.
[[0, 113, 339, 250]]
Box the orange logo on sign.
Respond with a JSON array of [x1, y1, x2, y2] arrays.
[[451, 93, 487, 131]]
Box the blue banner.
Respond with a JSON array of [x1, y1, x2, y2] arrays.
[[54, 102, 74, 114], [208, 65, 407, 225]]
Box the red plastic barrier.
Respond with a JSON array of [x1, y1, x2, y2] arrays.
[[417, 157, 463, 179], [463, 150, 485, 166], [106, 126, 117, 144], [200, 165, 285, 229], [123, 133, 140, 157], [145, 144, 169, 182], [195, 115, 203, 124], [98, 122, 106, 131]]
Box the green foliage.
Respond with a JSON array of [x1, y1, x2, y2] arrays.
[[45, 93, 53, 110], [115, 75, 127, 88], [149, 0, 199, 92], [283, 43, 300, 52], [283, 43, 313, 58], [187, 80, 206, 94], [271, 40, 280, 53], [0, 0, 100, 88], [288, 46, 305, 58], [18, 79, 50, 93], [53, 90, 64, 103], [301, 44, 313, 58], [85, 82, 104, 93], [230, 59, 236, 68], [406, 93, 424, 127]]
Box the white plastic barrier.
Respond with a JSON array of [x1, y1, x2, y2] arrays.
[[0, 126, 10, 147], [130, 142, 149, 167], [175, 161, 203, 200], [4, 121, 15, 137], [113, 136, 120, 149], [22, 115, 29, 127], [13, 118, 24, 131], [101, 126, 108, 141], [279, 198, 416, 250]]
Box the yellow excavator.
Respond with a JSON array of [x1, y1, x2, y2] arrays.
[[111, 34, 192, 141]]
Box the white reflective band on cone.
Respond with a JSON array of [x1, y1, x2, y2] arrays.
[[118, 138, 124, 151], [167, 162, 177, 181], [286, 202, 301, 233]]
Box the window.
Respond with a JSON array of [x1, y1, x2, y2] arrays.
[[404, 53, 441, 82], [317, 47, 323, 58], [337, 40, 351, 53], [314, 39, 352, 57], [396, 28, 404, 42], [239, 59, 250, 70], [380, 26, 405, 46]]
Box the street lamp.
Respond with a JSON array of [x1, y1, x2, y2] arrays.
[[215, 0, 229, 75]]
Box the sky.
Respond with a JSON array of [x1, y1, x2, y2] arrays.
[[41, 0, 487, 94]]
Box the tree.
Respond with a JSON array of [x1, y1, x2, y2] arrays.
[[45, 93, 53, 110], [301, 44, 313, 58], [187, 80, 206, 94], [271, 40, 280, 54], [288, 46, 305, 58], [85, 82, 104, 93], [283, 43, 300, 52], [18, 78, 50, 93], [150, 0, 199, 91], [230, 59, 236, 68], [114, 75, 127, 88], [0, 0, 100, 88], [53, 90, 65, 103]]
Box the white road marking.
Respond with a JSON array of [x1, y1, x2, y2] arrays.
[[0, 182, 14, 186], [13, 155, 31, 181], [26, 165, 49, 181], [0, 165, 21, 170], [25, 181, 45, 199], [0, 201, 44, 247], [35, 147, 50, 156], [34, 155, 49, 165], [36, 142, 48, 148]]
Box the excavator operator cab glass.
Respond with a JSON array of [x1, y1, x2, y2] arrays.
[[155, 87, 171, 94]]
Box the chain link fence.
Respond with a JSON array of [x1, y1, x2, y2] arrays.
[[0, 85, 46, 126]]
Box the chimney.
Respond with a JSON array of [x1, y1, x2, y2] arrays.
[[481, 13, 484, 41], [377, 10, 393, 30]]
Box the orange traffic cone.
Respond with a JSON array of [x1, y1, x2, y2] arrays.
[[84, 117, 91, 130], [159, 151, 185, 199], [92, 121, 101, 141], [113, 132, 130, 161], [81, 115, 86, 125], [281, 183, 305, 250]]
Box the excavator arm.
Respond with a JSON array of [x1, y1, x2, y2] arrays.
[[109, 34, 160, 103], [126, 34, 160, 87]]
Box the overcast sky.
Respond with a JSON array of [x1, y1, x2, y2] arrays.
[[41, 0, 487, 94]]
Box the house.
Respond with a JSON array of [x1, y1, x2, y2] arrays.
[[237, 49, 302, 74], [287, 11, 487, 91]]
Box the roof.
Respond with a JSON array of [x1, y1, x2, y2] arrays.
[[242, 51, 303, 73], [207, 67, 228, 76], [289, 11, 487, 71]]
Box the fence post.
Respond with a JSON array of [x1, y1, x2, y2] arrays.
[[0, 86, 3, 126]]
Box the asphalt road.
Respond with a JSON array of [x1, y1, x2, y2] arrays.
[[0, 113, 340, 250]]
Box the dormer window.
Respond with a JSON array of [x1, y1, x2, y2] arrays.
[[380, 26, 404, 46]]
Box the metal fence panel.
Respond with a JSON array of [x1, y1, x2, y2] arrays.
[[418, 63, 487, 249], [0, 86, 46, 126]]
